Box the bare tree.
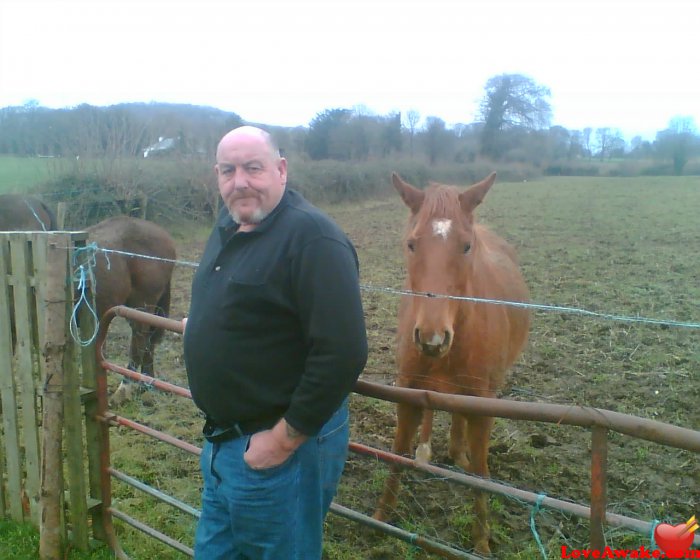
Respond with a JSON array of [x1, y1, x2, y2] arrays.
[[582, 127, 593, 159], [422, 117, 452, 165], [594, 128, 625, 160], [478, 73, 552, 159], [655, 116, 699, 175], [594, 128, 611, 160], [404, 109, 421, 157]]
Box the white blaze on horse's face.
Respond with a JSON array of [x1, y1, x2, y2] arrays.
[[432, 219, 452, 240]]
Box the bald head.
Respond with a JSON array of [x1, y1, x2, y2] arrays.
[[216, 126, 280, 161], [215, 125, 288, 231]]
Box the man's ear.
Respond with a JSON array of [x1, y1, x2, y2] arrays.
[[278, 158, 288, 185]]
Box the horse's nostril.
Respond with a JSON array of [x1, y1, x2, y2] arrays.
[[414, 328, 421, 345], [443, 331, 451, 348]]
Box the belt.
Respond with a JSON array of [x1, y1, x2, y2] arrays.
[[202, 416, 278, 443]]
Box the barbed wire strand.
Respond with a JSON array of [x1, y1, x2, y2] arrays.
[[360, 284, 700, 330], [65, 243, 700, 330]]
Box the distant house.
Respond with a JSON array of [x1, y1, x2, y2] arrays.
[[143, 136, 178, 158]]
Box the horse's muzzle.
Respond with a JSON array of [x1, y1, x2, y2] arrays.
[[414, 328, 451, 357]]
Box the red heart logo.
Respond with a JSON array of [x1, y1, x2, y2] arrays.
[[654, 522, 694, 558]]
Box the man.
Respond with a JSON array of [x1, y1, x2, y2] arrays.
[[183, 126, 368, 559]]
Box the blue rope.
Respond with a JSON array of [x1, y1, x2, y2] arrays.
[[69, 245, 99, 347], [649, 519, 660, 552], [530, 493, 548, 559]]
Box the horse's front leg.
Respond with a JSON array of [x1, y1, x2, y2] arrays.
[[466, 414, 495, 556], [415, 408, 434, 463], [111, 322, 151, 406], [448, 412, 469, 469], [373, 402, 423, 522]]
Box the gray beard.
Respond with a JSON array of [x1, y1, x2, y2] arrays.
[[231, 207, 268, 226]]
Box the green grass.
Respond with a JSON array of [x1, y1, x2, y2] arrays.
[[0, 155, 72, 192], [0, 519, 114, 559]]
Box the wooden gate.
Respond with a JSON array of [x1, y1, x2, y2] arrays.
[[0, 231, 104, 557]]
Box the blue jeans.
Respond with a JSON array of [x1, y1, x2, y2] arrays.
[[194, 400, 349, 559]]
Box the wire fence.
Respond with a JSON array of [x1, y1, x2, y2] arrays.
[[69, 242, 700, 332]]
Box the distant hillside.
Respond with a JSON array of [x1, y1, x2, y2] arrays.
[[0, 101, 245, 158]]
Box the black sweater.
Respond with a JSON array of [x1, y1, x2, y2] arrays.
[[183, 189, 368, 436]]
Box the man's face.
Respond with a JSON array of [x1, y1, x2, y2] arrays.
[[215, 133, 287, 226]]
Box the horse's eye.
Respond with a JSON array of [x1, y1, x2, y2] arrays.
[[463, 243, 471, 254], [407, 240, 416, 252]]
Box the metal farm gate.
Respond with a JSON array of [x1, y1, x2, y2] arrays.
[[92, 306, 700, 559]]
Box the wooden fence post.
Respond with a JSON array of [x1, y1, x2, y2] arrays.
[[56, 203, 67, 230], [38, 233, 70, 559], [63, 232, 91, 551]]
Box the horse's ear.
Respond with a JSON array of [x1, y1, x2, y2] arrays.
[[392, 172, 425, 214], [459, 172, 497, 213]]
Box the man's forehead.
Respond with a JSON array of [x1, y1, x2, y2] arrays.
[[217, 153, 265, 163], [217, 142, 272, 164]]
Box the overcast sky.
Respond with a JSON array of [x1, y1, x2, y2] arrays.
[[1, 0, 698, 141]]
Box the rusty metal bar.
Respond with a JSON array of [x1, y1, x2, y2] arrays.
[[354, 380, 700, 453], [109, 468, 200, 519], [350, 442, 700, 548], [100, 305, 183, 336], [99, 414, 202, 456], [109, 507, 193, 557], [94, 340, 130, 559], [590, 426, 608, 550], [99, 361, 192, 399], [329, 503, 481, 560]]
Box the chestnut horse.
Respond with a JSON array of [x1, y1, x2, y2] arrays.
[[0, 194, 56, 231], [86, 216, 176, 405], [373, 172, 530, 555]]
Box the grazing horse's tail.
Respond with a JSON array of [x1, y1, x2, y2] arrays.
[[149, 279, 172, 345], [40, 201, 58, 230]]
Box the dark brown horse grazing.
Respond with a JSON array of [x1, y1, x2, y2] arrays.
[[1, 194, 57, 351], [86, 216, 176, 405], [373, 172, 530, 555], [0, 194, 57, 231]]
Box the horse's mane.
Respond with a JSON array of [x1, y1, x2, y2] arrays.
[[413, 184, 462, 232]]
